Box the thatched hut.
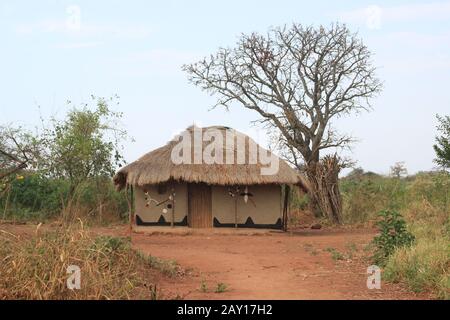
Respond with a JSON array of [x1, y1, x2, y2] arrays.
[[114, 126, 307, 230]]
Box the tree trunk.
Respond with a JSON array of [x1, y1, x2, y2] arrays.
[[306, 155, 343, 224]]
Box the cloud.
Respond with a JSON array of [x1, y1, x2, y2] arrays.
[[336, 1, 450, 29]]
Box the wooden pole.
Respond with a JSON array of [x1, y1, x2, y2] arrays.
[[171, 187, 175, 228], [234, 197, 238, 228], [131, 185, 135, 227], [282, 185, 290, 232], [126, 184, 132, 233]]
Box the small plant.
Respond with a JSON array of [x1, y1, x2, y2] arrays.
[[149, 284, 159, 300], [372, 209, 415, 265], [345, 242, 358, 259], [325, 247, 344, 261], [215, 282, 228, 293], [200, 280, 208, 293], [93, 236, 130, 253], [137, 253, 181, 278]]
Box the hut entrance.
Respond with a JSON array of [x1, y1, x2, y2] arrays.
[[188, 183, 212, 228]]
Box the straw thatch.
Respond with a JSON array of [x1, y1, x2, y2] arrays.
[[113, 126, 308, 191]]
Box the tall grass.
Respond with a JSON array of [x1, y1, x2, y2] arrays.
[[340, 174, 408, 224], [0, 221, 158, 299], [340, 170, 450, 299]]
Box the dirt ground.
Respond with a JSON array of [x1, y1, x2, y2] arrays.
[[0, 222, 431, 300], [131, 227, 430, 300]]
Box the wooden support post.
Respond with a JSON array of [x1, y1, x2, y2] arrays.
[[131, 185, 135, 227], [126, 184, 132, 233], [282, 185, 290, 232], [171, 187, 175, 228], [234, 197, 238, 228]]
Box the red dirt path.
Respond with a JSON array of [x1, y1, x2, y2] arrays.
[[131, 228, 430, 300], [0, 222, 431, 299]]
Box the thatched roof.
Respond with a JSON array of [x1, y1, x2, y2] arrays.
[[113, 126, 308, 191]]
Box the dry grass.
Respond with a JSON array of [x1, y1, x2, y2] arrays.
[[338, 171, 450, 299], [0, 220, 160, 299], [384, 199, 450, 300]]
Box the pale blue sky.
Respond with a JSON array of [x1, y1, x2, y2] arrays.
[[1, 1, 449, 174]]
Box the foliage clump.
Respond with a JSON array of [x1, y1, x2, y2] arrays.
[[371, 209, 415, 266]]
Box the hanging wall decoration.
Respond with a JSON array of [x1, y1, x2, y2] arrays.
[[144, 191, 159, 207], [240, 186, 256, 207], [144, 189, 176, 214], [228, 186, 256, 206]]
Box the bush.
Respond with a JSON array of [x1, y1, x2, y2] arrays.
[[371, 210, 415, 265], [0, 174, 67, 220], [0, 174, 129, 224]]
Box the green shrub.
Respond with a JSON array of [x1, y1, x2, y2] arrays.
[[338, 171, 449, 298], [372, 210, 415, 265], [290, 189, 309, 211], [0, 174, 129, 223]]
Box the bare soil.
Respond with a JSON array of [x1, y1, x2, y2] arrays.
[[0, 222, 431, 300], [131, 227, 430, 300]]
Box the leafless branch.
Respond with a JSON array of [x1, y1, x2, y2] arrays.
[[183, 23, 382, 167]]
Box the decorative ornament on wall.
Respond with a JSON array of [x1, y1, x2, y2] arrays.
[[144, 189, 177, 214], [228, 186, 240, 198], [228, 186, 256, 207], [240, 186, 256, 207], [144, 191, 159, 207]]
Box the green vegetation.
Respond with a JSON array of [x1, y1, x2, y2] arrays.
[[0, 96, 130, 224], [325, 247, 345, 261], [1, 97, 448, 299], [200, 280, 208, 293], [340, 170, 450, 299], [344, 242, 358, 259], [371, 210, 415, 265], [434, 114, 450, 169], [215, 282, 228, 293], [136, 253, 181, 278], [1, 174, 128, 223]]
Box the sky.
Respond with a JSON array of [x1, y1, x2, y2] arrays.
[[1, 0, 449, 175]]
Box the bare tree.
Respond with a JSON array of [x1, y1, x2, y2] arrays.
[[0, 125, 42, 185], [390, 162, 408, 179], [183, 23, 382, 223]]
